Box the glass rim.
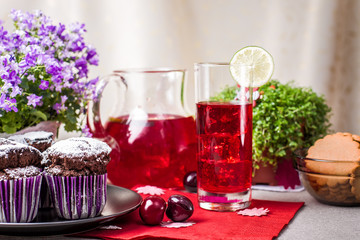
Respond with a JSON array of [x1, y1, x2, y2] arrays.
[[194, 62, 254, 67], [113, 68, 186, 74], [294, 148, 360, 164]]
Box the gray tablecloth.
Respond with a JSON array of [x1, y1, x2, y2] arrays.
[[253, 190, 360, 240]]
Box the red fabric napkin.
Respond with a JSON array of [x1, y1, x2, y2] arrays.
[[74, 188, 304, 240]]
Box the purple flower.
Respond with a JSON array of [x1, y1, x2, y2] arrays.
[[36, 54, 49, 65], [0, 94, 9, 111], [27, 94, 42, 107], [0, 94, 18, 112], [9, 55, 15, 62], [46, 25, 56, 33], [0, 66, 8, 79], [39, 80, 49, 90], [40, 36, 52, 48], [10, 9, 22, 21], [69, 22, 86, 34], [75, 57, 88, 78], [52, 95, 68, 113], [86, 47, 99, 65], [38, 24, 49, 36], [82, 125, 93, 137], [27, 74, 35, 82], [8, 98, 17, 112], [54, 83, 63, 92], [57, 23, 66, 36], [45, 58, 61, 75], [18, 59, 27, 68], [52, 102, 61, 113], [60, 63, 74, 81], [87, 53, 99, 66], [61, 95, 68, 105], [23, 18, 34, 30], [10, 86, 22, 97], [0, 9, 99, 133], [69, 38, 85, 52], [0, 26, 8, 37], [1, 82, 11, 93], [87, 77, 99, 86], [7, 70, 21, 85]]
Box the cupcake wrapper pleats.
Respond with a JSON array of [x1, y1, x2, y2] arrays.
[[45, 174, 107, 219], [0, 175, 42, 223], [40, 177, 53, 209]]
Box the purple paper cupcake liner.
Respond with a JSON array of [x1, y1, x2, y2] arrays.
[[45, 173, 107, 219], [40, 177, 53, 209], [0, 175, 42, 223]]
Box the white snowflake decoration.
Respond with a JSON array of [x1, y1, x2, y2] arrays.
[[99, 225, 122, 230], [135, 185, 165, 195], [160, 221, 196, 228], [237, 207, 269, 217]]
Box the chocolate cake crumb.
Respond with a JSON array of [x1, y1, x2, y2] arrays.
[[8, 131, 53, 152], [0, 138, 43, 170], [45, 165, 94, 177], [0, 166, 41, 181]]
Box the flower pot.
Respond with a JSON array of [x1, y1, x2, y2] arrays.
[[17, 121, 59, 137], [252, 163, 278, 186], [252, 157, 301, 189], [0, 121, 60, 139]]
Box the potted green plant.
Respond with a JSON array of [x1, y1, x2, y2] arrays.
[[0, 9, 98, 137], [213, 80, 332, 188]]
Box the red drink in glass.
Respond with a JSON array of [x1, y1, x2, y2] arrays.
[[195, 62, 253, 211], [104, 114, 197, 188], [196, 102, 253, 193]]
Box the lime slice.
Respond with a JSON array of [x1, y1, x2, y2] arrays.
[[230, 46, 274, 87]]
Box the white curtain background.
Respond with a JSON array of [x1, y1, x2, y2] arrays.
[[1, 0, 359, 139]]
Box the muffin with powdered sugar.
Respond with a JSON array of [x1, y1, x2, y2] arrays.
[[43, 137, 111, 219], [8, 131, 54, 152], [0, 138, 43, 222], [8, 131, 54, 208]]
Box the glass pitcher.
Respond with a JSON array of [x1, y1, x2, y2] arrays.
[[87, 69, 197, 189]]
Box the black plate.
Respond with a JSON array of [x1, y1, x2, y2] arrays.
[[0, 185, 142, 236]]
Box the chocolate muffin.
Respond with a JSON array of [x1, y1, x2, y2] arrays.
[[8, 132, 54, 208], [8, 131, 54, 152], [0, 138, 43, 223], [43, 137, 111, 219]]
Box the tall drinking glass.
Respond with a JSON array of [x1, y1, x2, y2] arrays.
[[195, 63, 253, 211]]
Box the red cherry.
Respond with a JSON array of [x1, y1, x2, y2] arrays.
[[183, 171, 197, 193], [166, 195, 194, 222], [139, 196, 167, 225]]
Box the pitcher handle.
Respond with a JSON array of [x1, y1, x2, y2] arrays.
[[86, 74, 121, 152], [87, 75, 107, 138]]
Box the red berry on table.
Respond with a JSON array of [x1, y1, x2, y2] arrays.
[[166, 195, 194, 222], [183, 171, 197, 193], [139, 196, 167, 225]]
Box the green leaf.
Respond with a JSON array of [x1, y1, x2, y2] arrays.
[[3, 125, 17, 134], [19, 79, 29, 90], [33, 110, 48, 121]]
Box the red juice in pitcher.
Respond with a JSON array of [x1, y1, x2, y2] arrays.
[[104, 114, 197, 189], [196, 101, 253, 193]]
